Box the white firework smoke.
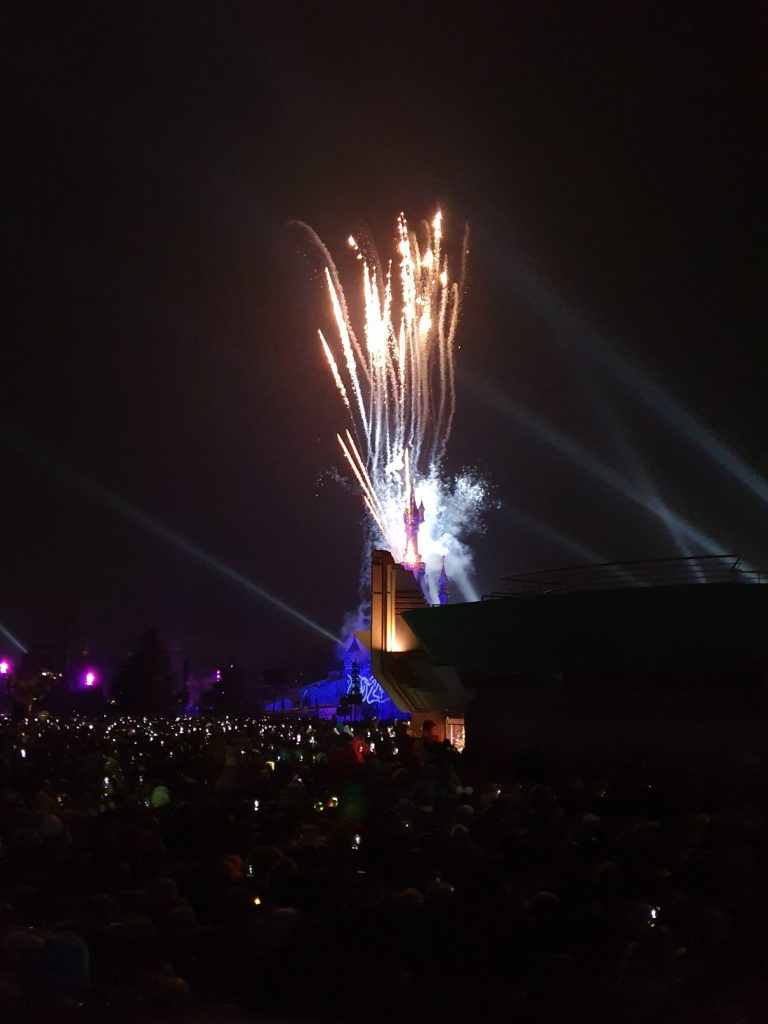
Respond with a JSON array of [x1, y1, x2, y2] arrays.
[[303, 210, 486, 602]]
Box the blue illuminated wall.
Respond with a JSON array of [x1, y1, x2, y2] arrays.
[[267, 637, 408, 720]]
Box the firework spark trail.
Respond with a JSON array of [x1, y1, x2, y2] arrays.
[[319, 331, 350, 410], [337, 431, 387, 533], [303, 211, 484, 602], [324, 268, 368, 432]]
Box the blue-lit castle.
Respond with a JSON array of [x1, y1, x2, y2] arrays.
[[267, 486, 449, 720], [294, 635, 406, 720], [297, 486, 449, 719]]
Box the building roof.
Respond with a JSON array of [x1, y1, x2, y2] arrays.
[[494, 554, 761, 596], [403, 581, 768, 676]]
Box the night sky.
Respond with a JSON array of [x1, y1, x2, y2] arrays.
[[5, 3, 765, 682]]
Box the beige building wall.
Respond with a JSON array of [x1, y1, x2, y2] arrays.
[[369, 550, 470, 728]]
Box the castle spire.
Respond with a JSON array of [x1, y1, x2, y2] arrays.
[[402, 480, 427, 589], [438, 556, 450, 606], [402, 480, 425, 568]]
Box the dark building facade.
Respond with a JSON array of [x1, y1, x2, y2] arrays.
[[367, 551, 768, 774]]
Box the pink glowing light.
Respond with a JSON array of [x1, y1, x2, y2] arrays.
[[0, 661, 9, 676], [84, 670, 97, 687]]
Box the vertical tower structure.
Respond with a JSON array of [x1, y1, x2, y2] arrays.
[[438, 557, 450, 606], [401, 482, 426, 589]]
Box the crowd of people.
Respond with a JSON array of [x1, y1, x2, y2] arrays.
[[0, 712, 766, 1022]]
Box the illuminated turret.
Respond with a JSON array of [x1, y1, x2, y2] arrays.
[[438, 557, 450, 606], [402, 482, 426, 587]]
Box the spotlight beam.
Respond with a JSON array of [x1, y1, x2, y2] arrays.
[[599, 346, 768, 508], [583, 379, 707, 581], [449, 567, 480, 603], [2, 434, 342, 645], [473, 380, 747, 567], [497, 250, 768, 506], [501, 503, 610, 567], [0, 622, 27, 654]]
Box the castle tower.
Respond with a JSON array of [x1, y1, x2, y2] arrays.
[[402, 482, 426, 589], [438, 556, 450, 606]]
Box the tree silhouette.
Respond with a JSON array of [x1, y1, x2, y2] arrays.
[[10, 672, 54, 718], [112, 628, 183, 715]]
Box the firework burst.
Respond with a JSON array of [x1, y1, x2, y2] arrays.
[[303, 211, 484, 602]]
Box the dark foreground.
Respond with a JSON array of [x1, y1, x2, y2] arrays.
[[0, 714, 767, 1023]]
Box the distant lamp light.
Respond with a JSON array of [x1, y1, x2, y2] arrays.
[[84, 670, 97, 688], [0, 661, 9, 676]]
